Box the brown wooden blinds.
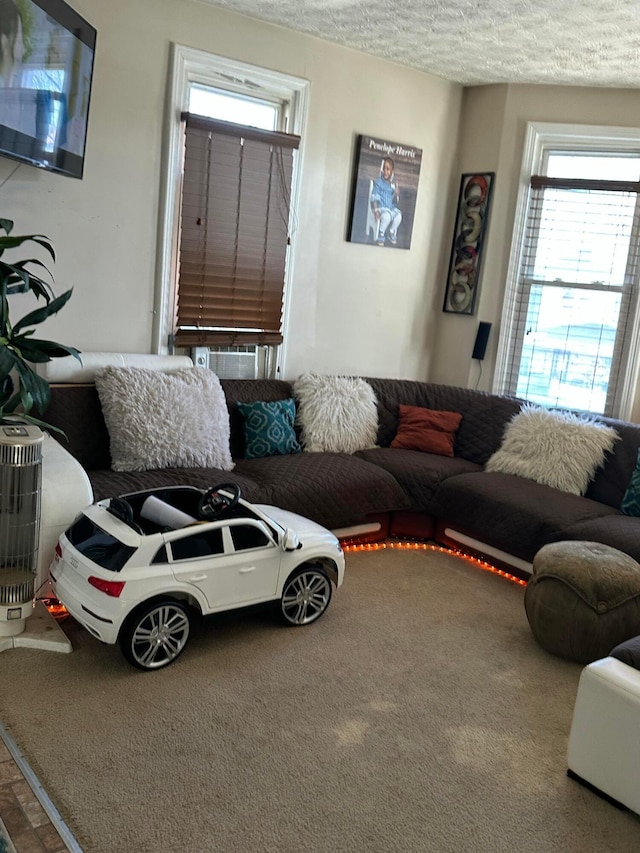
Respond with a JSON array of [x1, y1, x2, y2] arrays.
[[175, 114, 300, 347]]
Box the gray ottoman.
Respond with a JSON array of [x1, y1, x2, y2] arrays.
[[525, 541, 640, 663]]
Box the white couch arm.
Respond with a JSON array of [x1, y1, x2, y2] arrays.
[[36, 351, 193, 383], [567, 656, 640, 814], [37, 433, 94, 594]]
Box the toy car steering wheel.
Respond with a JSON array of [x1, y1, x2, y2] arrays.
[[198, 482, 242, 520]]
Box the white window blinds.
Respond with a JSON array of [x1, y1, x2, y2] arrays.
[[503, 174, 640, 416]]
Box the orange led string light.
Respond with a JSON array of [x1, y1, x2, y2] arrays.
[[41, 540, 527, 622], [342, 540, 528, 587]]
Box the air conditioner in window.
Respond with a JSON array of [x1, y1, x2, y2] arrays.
[[193, 346, 273, 379]]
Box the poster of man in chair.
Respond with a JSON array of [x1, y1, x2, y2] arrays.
[[348, 134, 422, 249]]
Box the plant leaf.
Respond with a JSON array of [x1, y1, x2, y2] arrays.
[[4, 259, 55, 300], [3, 388, 26, 413], [12, 289, 73, 332], [10, 338, 81, 363], [0, 373, 14, 407], [0, 234, 55, 261], [0, 343, 16, 368], [12, 360, 50, 414]]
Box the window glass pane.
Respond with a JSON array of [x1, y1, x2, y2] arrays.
[[516, 284, 620, 413], [151, 545, 168, 565], [171, 529, 224, 561], [230, 524, 270, 551], [188, 84, 277, 130], [531, 189, 636, 286], [500, 130, 640, 419], [66, 516, 135, 573], [546, 153, 640, 181]]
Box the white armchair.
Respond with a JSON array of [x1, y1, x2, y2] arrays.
[[567, 653, 640, 814], [37, 433, 94, 594]]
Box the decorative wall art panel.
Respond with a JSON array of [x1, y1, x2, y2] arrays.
[[443, 172, 495, 314]]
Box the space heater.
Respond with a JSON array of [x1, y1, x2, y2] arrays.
[[0, 424, 44, 637]]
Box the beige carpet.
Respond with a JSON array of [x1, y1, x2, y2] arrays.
[[1, 548, 639, 852]]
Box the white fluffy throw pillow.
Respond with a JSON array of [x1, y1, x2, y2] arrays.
[[293, 373, 378, 454], [485, 404, 618, 495], [95, 367, 234, 472]]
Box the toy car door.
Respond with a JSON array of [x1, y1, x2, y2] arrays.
[[167, 521, 280, 610]]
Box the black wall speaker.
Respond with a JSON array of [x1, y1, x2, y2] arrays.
[[472, 322, 492, 360]]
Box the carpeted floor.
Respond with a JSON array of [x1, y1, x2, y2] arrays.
[[1, 547, 639, 852]]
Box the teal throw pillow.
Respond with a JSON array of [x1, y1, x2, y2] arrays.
[[620, 448, 640, 516], [237, 399, 301, 459]]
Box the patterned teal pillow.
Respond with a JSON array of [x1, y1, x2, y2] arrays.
[[237, 399, 302, 459], [621, 448, 640, 516]]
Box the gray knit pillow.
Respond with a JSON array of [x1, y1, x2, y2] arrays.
[[95, 366, 234, 472]]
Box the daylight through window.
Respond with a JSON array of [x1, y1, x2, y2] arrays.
[[497, 133, 640, 418], [155, 47, 308, 377]]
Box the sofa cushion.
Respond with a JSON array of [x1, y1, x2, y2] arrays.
[[357, 447, 481, 511], [546, 513, 640, 564], [233, 452, 411, 529], [365, 378, 522, 464], [95, 367, 234, 473], [486, 404, 619, 496], [87, 467, 264, 505], [430, 471, 618, 562], [390, 405, 462, 456], [585, 417, 640, 508], [294, 373, 378, 454], [236, 399, 301, 459], [44, 384, 111, 470]]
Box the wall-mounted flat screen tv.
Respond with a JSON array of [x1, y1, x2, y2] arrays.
[[0, 0, 96, 179]]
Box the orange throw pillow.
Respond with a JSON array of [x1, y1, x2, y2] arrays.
[[390, 405, 462, 456]]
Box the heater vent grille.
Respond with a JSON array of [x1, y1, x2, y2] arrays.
[[0, 570, 34, 604], [0, 425, 43, 611], [0, 439, 42, 466]]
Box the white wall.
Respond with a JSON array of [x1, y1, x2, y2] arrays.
[[1, 0, 462, 382], [430, 83, 640, 408]]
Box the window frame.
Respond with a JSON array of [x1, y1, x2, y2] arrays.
[[494, 122, 640, 420], [153, 44, 309, 374]]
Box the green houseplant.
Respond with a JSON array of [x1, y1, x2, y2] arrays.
[[0, 218, 80, 429]]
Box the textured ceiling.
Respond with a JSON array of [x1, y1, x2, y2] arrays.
[[199, 0, 640, 88]]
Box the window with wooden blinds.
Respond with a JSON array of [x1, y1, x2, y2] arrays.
[[175, 114, 300, 348], [501, 170, 640, 417]]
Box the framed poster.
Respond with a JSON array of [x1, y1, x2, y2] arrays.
[[442, 172, 495, 315], [347, 134, 422, 250]]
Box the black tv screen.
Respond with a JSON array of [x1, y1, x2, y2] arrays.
[[0, 0, 96, 179]]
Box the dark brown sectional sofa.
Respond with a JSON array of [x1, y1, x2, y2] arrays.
[[43, 375, 640, 574]]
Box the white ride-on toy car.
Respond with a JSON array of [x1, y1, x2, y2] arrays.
[[50, 483, 345, 671]]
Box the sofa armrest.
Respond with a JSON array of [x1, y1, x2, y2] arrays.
[[37, 434, 94, 593], [567, 656, 640, 813], [36, 351, 193, 384]]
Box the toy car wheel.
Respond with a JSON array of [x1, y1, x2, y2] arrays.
[[280, 565, 332, 626], [119, 599, 192, 671]]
